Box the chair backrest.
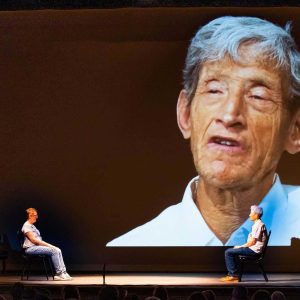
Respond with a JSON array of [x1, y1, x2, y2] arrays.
[[17, 230, 25, 251], [260, 230, 271, 259], [0, 233, 10, 252]]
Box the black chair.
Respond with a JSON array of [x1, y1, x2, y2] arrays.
[[238, 230, 271, 282], [0, 233, 9, 274], [0, 251, 8, 274], [17, 230, 54, 280]]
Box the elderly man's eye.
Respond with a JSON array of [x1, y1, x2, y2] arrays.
[[251, 95, 264, 100], [247, 92, 278, 113], [204, 80, 225, 94], [208, 89, 222, 94]]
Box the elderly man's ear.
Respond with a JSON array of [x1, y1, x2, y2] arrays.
[[285, 108, 300, 154], [177, 90, 192, 139]]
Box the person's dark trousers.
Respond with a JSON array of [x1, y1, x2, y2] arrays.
[[225, 247, 258, 276]]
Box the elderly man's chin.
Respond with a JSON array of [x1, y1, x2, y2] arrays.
[[198, 160, 253, 190]]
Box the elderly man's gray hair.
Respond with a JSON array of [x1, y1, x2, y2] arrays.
[[183, 16, 300, 109]]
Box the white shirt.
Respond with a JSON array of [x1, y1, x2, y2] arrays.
[[107, 175, 300, 246], [248, 219, 266, 253], [21, 221, 42, 248]]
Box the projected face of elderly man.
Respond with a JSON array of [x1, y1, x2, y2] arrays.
[[177, 17, 300, 243]]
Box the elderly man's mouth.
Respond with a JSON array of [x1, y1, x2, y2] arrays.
[[208, 136, 245, 153]]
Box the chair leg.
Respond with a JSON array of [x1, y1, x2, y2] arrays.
[[27, 260, 31, 280], [238, 259, 244, 282], [42, 257, 49, 280], [258, 261, 268, 282], [2, 259, 6, 274], [21, 260, 26, 280]]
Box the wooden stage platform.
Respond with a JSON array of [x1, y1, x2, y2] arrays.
[[0, 273, 300, 299], [0, 272, 300, 286]]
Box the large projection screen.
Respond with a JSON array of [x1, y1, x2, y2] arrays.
[[0, 7, 300, 271]]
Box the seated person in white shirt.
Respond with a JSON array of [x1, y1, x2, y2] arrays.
[[221, 205, 266, 282], [107, 16, 300, 247], [21, 207, 72, 280]]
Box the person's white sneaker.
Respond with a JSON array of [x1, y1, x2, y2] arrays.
[[63, 272, 73, 280], [54, 274, 65, 281], [54, 273, 72, 281]]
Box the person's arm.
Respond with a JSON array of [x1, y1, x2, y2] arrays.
[[234, 223, 264, 249], [234, 236, 257, 248], [25, 231, 56, 248]]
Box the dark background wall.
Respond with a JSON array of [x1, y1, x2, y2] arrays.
[[1, 0, 300, 10], [0, 7, 300, 271]]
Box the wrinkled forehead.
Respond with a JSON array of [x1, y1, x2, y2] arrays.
[[199, 54, 283, 83], [234, 42, 285, 70], [199, 44, 290, 96]]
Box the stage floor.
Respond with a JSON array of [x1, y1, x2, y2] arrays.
[[0, 273, 300, 287]]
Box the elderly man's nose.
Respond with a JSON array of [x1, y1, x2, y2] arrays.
[[218, 93, 244, 127]]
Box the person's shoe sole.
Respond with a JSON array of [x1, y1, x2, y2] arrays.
[[220, 276, 239, 282], [54, 275, 72, 281]]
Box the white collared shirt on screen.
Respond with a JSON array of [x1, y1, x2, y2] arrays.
[[107, 174, 300, 246]]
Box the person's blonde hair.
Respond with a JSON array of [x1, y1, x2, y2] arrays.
[[26, 207, 37, 218]]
